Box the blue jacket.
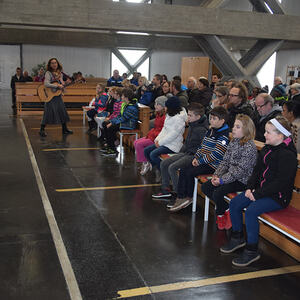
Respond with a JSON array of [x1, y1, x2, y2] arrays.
[[110, 100, 139, 130], [139, 91, 153, 106], [107, 76, 123, 87], [94, 93, 108, 112], [194, 124, 230, 170]]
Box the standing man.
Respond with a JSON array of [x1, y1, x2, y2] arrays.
[[10, 67, 24, 109]]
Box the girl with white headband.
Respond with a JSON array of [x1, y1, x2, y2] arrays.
[[220, 115, 297, 267]]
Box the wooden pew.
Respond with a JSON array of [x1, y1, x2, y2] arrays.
[[15, 82, 98, 116], [192, 141, 300, 261]]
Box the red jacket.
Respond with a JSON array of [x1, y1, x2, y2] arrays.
[[146, 113, 165, 141]]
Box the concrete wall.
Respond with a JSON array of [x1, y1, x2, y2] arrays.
[[0, 45, 20, 89], [275, 49, 300, 84], [22, 45, 110, 79]]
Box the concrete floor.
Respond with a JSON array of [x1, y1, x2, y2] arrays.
[[0, 89, 299, 300]]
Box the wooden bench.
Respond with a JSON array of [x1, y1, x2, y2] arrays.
[[192, 140, 300, 261], [16, 82, 99, 116]]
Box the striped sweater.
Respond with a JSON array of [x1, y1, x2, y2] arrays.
[[194, 124, 230, 170]]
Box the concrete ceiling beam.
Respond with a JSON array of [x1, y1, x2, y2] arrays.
[[1, 0, 300, 41]]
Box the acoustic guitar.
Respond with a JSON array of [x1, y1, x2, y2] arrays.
[[38, 80, 83, 102]]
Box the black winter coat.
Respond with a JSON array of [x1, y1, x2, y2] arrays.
[[247, 139, 297, 208]]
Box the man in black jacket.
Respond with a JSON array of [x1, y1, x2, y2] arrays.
[[10, 67, 24, 108], [254, 93, 282, 142]]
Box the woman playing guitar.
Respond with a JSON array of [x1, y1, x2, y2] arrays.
[[39, 58, 73, 137]]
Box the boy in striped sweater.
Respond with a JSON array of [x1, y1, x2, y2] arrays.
[[168, 106, 230, 212]]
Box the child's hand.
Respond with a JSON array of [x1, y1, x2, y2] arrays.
[[106, 122, 112, 128], [155, 141, 159, 147], [245, 189, 256, 201], [192, 158, 199, 166]]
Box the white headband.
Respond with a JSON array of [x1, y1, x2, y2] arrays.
[[269, 118, 291, 137]]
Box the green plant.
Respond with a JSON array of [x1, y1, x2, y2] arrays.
[[31, 62, 47, 77]]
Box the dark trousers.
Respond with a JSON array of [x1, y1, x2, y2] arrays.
[[102, 121, 120, 150], [177, 163, 215, 198], [230, 192, 281, 244], [201, 180, 246, 215], [87, 109, 97, 119], [144, 144, 174, 170]]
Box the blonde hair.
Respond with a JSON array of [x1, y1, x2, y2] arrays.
[[122, 79, 131, 87], [235, 114, 256, 145], [139, 76, 148, 86], [267, 115, 291, 138]]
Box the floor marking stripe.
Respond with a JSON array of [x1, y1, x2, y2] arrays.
[[116, 264, 300, 298], [20, 119, 83, 300], [43, 147, 100, 151], [56, 183, 160, 192], [32, 126, 85, 129]]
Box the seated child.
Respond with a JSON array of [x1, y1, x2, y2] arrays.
[[152, 103, 209, 199], [101, 88, 139, 156], [86, 83, 108, 133], [168, 106, 230, 212], [220, 116, 297, 267], [201, 114, 257, 230], [144, 96, 187, 181], [97, 87, 122, 140], [134, 96, 167, 175]]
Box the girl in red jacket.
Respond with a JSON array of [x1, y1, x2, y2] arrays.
[[134, 96, 167, 175]]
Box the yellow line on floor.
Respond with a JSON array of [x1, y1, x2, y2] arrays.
[[56, 183, 160, 192], [32, 126, 85, 129], [43, 147, 100, 152], [116, 264, 300, 298]]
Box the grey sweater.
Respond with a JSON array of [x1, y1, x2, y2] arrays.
[[214, 138, 257, 185]]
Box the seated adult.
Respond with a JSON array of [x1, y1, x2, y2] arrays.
[[130, 72, 140, 86], [135, 76, 149, 100], [210, 73, 221, 90], [34, 68, 45, 82], [23, 70, 33, 82], [173, 75, 187, 91], [289, 83, 300, 103], [107, 69, 123, 87], [282, 101, 300, 153], [186, 76, 201, 103], [197, 77, 213, 109], [162, 80, 171, 96], [270, 76, 287, 105], [171, 80, 188, 108], [226, 82, 254, 129], [211, 86, 229, 109], [254, 93, 282, 142], [150, 74, 163, 108]]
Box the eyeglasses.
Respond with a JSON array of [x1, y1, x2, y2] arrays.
[[256, 102, 267, 109], [229, 94, 239, 97]]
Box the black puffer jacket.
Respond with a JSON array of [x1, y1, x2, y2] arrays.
[[180, 115, 209, 155], [227, 102, 254, 129], [247, 139, 298, 208]]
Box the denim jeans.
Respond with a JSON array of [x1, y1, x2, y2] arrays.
[[230, 192, 282, 244], [144, 144, 174, 170]]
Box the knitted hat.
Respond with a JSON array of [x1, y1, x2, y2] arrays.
[[273, 84, 286, 96], [290, 83, 300, 92], [165, 96, 181, 109], [155, 95, 168, 107]]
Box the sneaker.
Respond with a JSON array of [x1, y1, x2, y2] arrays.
[[217, 215, 226, 230], [39, 130, 47, 137], [99, 147, 108, 153], [152, 190, 172, 199], [224, 210, 232, 230], [220, 237, 246, 254], [140, 162, 152, 175], [232, 248, 261, 267], [167, 197, 193, 212], [102, 148, 118, 156]]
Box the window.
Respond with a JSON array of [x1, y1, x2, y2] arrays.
[[111, 49, 150, 79], [257, 52, 277, 91]]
